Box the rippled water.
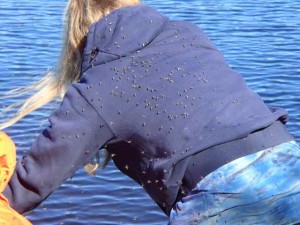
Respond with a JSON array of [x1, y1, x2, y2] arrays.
[[0, 0, 299, 224]]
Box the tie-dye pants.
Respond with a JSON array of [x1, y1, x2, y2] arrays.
[[169, 141, 300, 225]]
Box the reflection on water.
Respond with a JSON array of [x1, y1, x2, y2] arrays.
[[0, 0, 299, 224]]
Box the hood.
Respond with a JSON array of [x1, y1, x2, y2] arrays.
[[81, 5, 168, 72]]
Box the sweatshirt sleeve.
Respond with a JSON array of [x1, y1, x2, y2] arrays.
[[3, 85, 114, 213]]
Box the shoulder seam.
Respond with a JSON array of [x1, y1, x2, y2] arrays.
[[72, 85, 117, 138]]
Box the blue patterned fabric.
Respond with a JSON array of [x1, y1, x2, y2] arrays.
[[169, 141, 300, 225]]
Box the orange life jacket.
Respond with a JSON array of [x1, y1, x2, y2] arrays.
[[0, 132, 32, 225]]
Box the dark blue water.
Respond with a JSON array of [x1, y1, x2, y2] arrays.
[[0, 0, 299, 224]]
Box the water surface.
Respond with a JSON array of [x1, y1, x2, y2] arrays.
[[0, 0, 299, 224]]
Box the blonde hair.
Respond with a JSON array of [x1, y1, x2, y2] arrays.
[[0, 0, 141, 130]]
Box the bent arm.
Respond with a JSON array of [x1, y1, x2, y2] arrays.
[[4, 85, 114, 213]]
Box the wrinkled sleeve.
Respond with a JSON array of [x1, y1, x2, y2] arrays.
[[3, 85, 114, 213]]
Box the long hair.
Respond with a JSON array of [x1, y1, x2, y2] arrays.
[[0, 0, 141, 171], [0, 0, 140, 130]]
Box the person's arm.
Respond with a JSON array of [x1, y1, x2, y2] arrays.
[[3, 85, 114, 213]]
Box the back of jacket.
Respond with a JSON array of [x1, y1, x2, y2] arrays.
[[78, 5, 287, 214]]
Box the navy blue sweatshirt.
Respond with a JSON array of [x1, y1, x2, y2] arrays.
[[5, 5, 288, 215]]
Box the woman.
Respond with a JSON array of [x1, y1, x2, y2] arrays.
[[1, 0, 300, 224]]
